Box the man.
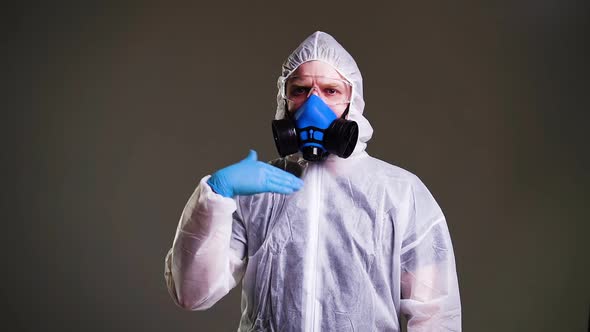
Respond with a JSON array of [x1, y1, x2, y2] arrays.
[[165, 31, 461, 331]]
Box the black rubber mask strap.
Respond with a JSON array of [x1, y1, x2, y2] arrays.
[[341, 105, 350, 119]]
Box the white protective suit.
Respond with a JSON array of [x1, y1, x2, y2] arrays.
[[165, 31, 462, 331]]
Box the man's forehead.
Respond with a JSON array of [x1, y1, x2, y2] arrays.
[[289, 75, 342, 81], [290, 61, 344, 80]]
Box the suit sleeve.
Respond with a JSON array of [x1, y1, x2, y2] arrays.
[[164, 175, 248, 310], [399, 176, 462, 331]]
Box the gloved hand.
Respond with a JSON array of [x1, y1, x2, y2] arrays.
[[207, 150, 304, 198]]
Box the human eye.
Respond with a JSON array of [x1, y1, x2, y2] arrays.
[[290, 86, 310, 96], [323, 84, 343, 97], [324, 87, 340, 96]]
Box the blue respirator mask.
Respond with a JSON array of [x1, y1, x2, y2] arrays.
[[272, 94, 359, 162]]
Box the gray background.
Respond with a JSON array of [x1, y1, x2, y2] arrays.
[[5, 1, 589, 331]]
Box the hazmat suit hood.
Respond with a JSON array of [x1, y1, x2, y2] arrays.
[[275, 31, 373, 157]]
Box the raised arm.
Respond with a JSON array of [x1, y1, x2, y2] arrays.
[[164, 176, 247, 310], [164, 150, 303, 310]]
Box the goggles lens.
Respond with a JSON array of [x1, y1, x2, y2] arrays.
[[283, 75, 352, 107]]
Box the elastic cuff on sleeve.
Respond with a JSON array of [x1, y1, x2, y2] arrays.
[[196, 175, 237, 215]]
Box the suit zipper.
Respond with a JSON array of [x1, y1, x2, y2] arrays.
[[304, 165, 322, 332]]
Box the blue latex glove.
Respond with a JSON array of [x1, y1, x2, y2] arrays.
[[207, 150, 304, 198]]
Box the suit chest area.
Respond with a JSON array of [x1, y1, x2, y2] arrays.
[[244, 177, 385, 263]]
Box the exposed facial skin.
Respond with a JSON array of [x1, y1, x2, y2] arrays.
[[285, 61, 352, 118]]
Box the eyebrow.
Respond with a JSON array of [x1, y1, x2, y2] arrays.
[[322, 82, 341, 88], [288, 78, 344, 87]]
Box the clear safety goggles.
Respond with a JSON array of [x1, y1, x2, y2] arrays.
[[282, 75, 352, 107]]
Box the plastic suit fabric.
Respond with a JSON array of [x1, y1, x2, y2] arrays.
[[164, 31, 462, 331]]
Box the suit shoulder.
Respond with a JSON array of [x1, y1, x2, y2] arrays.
[[364, 155, 419, 183]]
